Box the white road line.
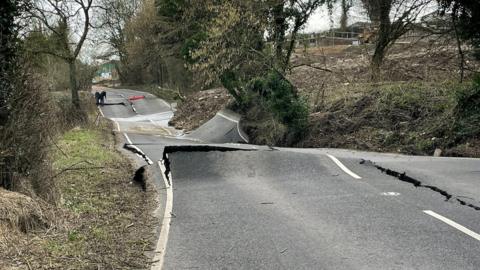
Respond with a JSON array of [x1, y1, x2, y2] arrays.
[[217, 111, 239, 123], [151, 160, 174, 270], [423, 210, 480, 241], [235, 125, 249, 143], [217, 112, 249, 143], [115, 121, 121, 132], [160, 99, 171, 108], [326, 154, 362, 179], [149, 120, 174, 136], [123, 133, 133, 144], [123, 133, 153, 165], [98, 106, 105, 117]]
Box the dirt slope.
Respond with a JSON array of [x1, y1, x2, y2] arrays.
[[169, 88, 233, 131]]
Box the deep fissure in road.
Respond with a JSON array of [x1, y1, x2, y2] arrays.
[[161, 145, 257, 184], [123, 143, 153, 164], [100, 102, 127, 106], [360, 159, 480, 211]]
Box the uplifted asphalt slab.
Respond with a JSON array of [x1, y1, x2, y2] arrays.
[[185, 109, 249, 144]]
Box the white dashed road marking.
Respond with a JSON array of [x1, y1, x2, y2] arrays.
[[423, 210, 480, 242], [381, 192, 401, 196]]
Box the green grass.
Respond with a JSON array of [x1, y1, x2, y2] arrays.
[[52, 128, 125, 214], [53, 129, 119, 168]]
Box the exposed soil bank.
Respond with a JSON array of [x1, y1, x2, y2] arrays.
[[296, 82, 480, 157], [169, 88, 233, 131]]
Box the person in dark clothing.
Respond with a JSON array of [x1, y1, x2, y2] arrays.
[[94, 92, 101, 105], [100, 91, 107, 105]]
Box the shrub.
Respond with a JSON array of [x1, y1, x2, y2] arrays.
[[244, 71, 309, 145], [0, 67, 59, 202], [453, 75, 480, 139], [181, 32, 208, 64]]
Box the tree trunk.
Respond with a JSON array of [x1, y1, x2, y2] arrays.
[[69, 60, 80, 109], [273, 4, 287, 69], [370, 1, 392, 81], [371, 46, 385, 81], [284, 22, 302, 72], [116, 61, 126, 84], [340, 0, 349, 32], [452, 14, 465, 83], [371, 25, 390, 81]]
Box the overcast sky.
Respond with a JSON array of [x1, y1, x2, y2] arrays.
[[303, 4, 368, 33], [303, 1, 438, 33], [85, 1, 439, 63]]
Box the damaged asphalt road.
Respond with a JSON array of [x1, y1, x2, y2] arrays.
[[97, 87, 480, 270], [361, 159, 480, 211]]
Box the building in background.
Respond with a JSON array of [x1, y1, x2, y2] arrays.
[[93, 61, 119, 85]]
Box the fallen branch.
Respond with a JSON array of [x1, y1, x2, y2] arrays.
[[52, 166, 106, 178], [291, 63, 333, 73], [52, 160, 99, 179]]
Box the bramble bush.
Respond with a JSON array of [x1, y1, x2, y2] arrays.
[[453, 75, 480, 139], [238, 71, 308, 145], [247, 72, 308, 134]]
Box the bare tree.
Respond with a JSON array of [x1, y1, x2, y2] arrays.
[[25, 0, 94, 108], [361, 0, 433, 80], [268, 0, 329, 72]]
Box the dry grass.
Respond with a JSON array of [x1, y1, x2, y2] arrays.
[[296, 80, 480, 157], [0, 118, 157, 269], [294, 45, 351, 56], [0, 188, 54, 237]]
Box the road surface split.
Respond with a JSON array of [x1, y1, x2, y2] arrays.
[[95, 88, 480, 269], [160, 145, 259, 184], [123, 143, 153, 165], [360, 159, 480, 211]]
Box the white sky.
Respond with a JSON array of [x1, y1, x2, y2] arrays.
[[303, 4, 368, 33], [303, 1, 438, 33], [84, 1, 439, 63]]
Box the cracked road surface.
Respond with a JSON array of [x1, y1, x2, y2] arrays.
[[97, 87, 480, 270]]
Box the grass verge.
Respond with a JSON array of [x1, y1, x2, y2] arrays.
[[1, 119, 156, 269]]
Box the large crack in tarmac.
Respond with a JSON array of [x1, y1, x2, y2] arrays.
[[360, 159, 480, 211], [123, 143, 154, 164], [160, 145, 262, 185]]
